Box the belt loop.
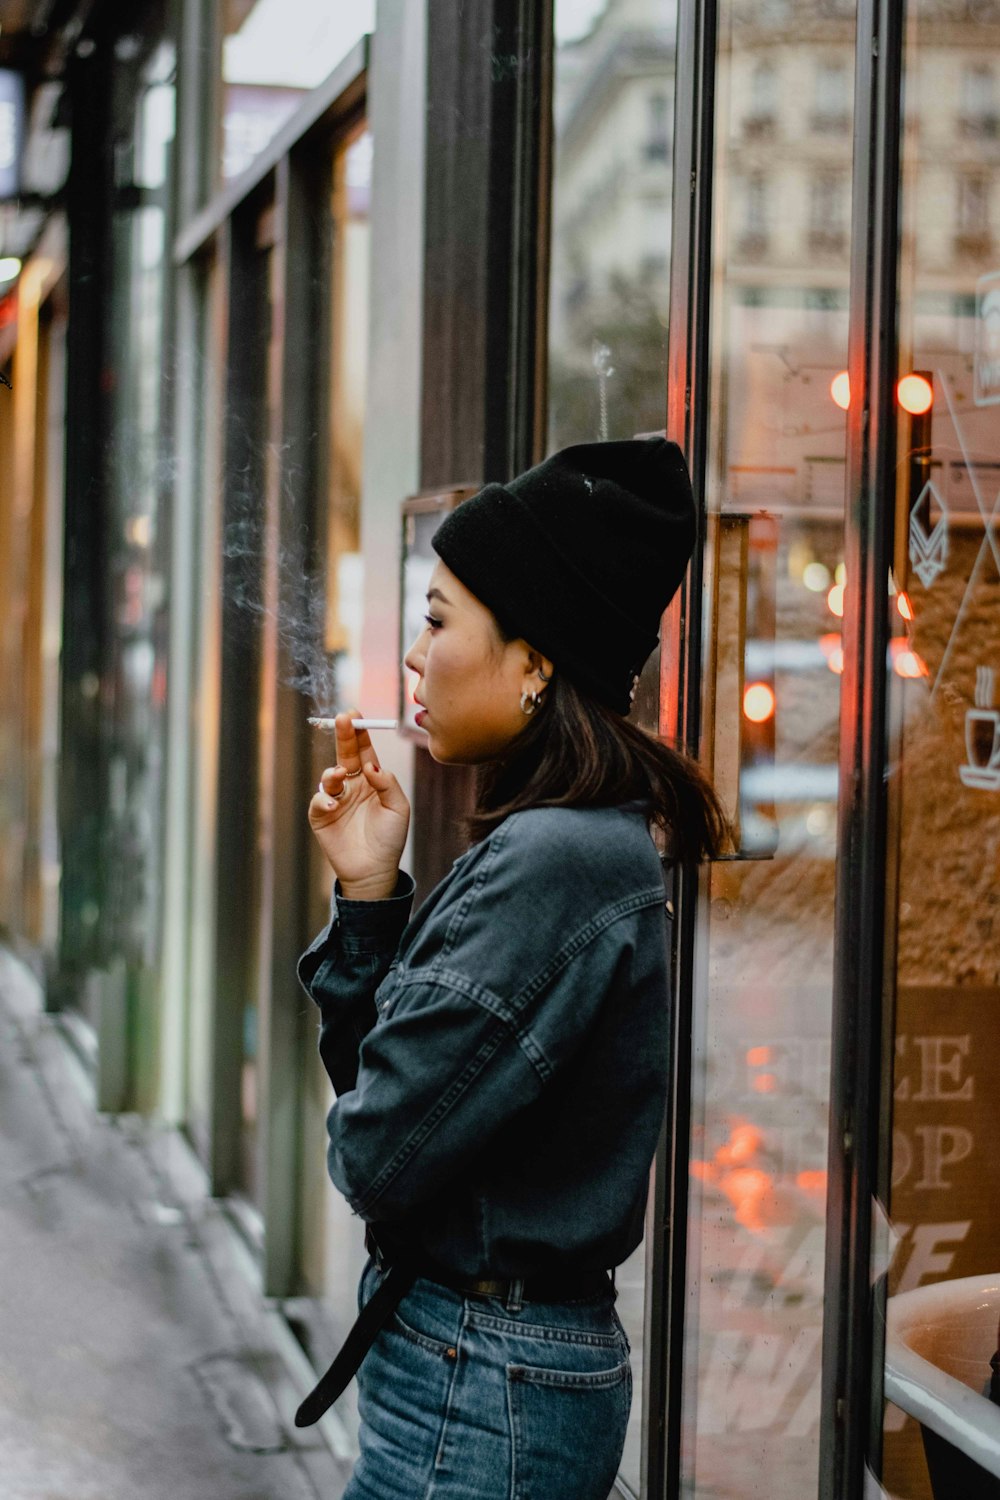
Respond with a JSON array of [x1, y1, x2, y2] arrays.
[[505, 1277, 524, 1314]]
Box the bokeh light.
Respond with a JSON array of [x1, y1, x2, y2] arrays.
[[743, 682, 776, 723]]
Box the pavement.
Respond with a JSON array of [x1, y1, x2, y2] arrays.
[[0, 946, 352, 1500]]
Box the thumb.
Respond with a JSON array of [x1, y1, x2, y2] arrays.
[[362, 761, 408, 816]]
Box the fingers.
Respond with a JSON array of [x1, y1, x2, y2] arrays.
[[311, 770, 344, 819], [317, 766, 348, 800], [360, 761, 409, 818], [334, 709, 381, 774]]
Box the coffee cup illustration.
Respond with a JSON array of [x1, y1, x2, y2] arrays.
[[960, 665, 1000, 791]]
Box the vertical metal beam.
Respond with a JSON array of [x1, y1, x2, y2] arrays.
[[820, 1, 904, 1496], [177, 0, 220, 220], [417, 0, 552, 894], [55, 33, 114, 1002], [254, 147, 325, 1294], [209, 196, 269, 1194], [485, 0, 553, 477], [159, 0, 208, 1124], [421, 0, 551, 489], [657, 2, 718, 1496]]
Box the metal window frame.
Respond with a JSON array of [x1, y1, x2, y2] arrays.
[[173, 37, 368, 267], [654, 0, 904, 1495], [655, 0, 718, 1495], [170, 12, 370, 1292], [819, 1, 904, 1496]]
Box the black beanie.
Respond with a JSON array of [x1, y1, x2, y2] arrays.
[[430, 437, 696, 715]]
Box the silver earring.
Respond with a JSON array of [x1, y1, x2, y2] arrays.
[[537, 665, 552, 683], [520, 688, 542, 716]]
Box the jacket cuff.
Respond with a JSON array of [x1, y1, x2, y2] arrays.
[[333, 872, 416, 951]]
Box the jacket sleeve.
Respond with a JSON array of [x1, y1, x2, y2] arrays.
[[297, 872, 416, 1097], [323, 818, 659, 1221]]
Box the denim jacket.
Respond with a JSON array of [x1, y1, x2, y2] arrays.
[[297, 798, 673, 1278]]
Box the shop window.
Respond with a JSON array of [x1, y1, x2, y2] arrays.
[[547, 2, 678, 1485], [220, 0, 373, 181], [323, 126, 371, 701], [548, 0, 674, 459], [678, 1, 857, 1494], [877, 10, 1000, 1497]]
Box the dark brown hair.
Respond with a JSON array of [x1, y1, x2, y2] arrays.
[[463, 619, 730, 861]]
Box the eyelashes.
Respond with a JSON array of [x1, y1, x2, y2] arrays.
[[424, 613, 443, 630]]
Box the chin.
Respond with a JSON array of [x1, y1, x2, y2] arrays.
[[425, 733, 495, 767]]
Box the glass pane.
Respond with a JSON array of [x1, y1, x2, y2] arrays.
[[548, 0, 674, 454], [548, 1, 678, 1489], [880, 7, 1000, 1498], [103, 37, 177, 1021], [680, 2, 856, 1494], [323, 127, 371, 701], [221, 0, 374, 181], [298, 121, 373, 1453]]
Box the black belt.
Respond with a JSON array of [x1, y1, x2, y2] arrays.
[[294, 1230, 614, 1428]]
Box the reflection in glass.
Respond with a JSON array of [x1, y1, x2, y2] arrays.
[[548, 0, 678, 1487], [548, 0, 676, 455], [298, 123, 374, 1450], [221, 0, 374, 181], [681, 2, 855, 1494], [324, 127, 371, 709], [880, 7, 1000, 1497], [104, 38, 176, 1006]]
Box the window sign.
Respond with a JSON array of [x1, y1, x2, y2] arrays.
[[0, 72, 25, 200]]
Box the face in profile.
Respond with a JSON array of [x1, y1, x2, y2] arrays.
[[403, 560, 552, 764]]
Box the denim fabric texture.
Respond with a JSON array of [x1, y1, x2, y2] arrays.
[[297, 798, 672, 1279], [342, 1254, 632, 1500]]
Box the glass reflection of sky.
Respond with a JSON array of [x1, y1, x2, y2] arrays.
[[224, 0, 375, 89]]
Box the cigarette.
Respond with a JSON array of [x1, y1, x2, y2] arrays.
[[307, 717, 398, 730]]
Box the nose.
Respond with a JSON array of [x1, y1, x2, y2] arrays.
[[403, 636, 423, 675]]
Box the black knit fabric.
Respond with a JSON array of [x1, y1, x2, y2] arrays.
[[430, 438, 696, 714]]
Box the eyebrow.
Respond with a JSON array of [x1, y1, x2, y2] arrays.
[[426, 588, 452, 605]]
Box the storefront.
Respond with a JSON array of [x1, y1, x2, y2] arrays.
[[412, 2, 1000, 1494], [1, 0, 998, 1495]]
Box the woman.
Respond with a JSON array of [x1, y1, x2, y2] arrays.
[[297, 439, 726, 1499]]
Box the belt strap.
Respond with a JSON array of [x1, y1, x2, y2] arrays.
[[293, 1258, 417, 1428], [295, 1236, 615, 1428]]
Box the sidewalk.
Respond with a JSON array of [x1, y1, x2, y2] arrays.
[[0, 947, 351, 1500]]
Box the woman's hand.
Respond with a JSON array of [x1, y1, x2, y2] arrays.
[[308, 710, 410, 898]]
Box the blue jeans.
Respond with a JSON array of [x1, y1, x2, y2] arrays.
[[343, 1255, 632, 1499]]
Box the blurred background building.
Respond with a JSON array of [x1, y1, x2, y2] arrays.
[[0, 1, 999, 1497]]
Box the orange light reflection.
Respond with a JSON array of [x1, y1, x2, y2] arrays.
[[743, 682, 776, 723]]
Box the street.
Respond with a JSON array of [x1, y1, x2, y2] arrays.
[[0, 946, 349, 1500]]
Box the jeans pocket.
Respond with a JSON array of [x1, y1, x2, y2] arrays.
[[506, 1352, 631, 1500], [391, 1304, 459, 1359]]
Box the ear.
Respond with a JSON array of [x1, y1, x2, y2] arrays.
[[524, 645, 555, 682]]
